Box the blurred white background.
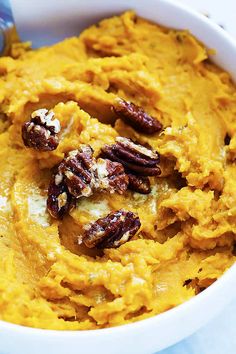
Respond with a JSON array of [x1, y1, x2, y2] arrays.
[[11, 0, 236, 46]]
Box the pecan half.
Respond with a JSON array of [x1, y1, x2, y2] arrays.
[[47, 178, 76, 219], [112, 99, 162, 134], [83, 210, 141, 249], [102, 137, 161, 176], [95, 158, 129, 194], [127, 173, 151, 194], [22, 108, 61, 151], [57, 146, 96, 199]]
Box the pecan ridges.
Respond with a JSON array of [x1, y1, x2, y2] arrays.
[[58, 146, 95, 199], [47, 146, 129, 219], [47, 178, 76, 219], [95, 158, 129, 195], [83, 209, 141, 249], [127, 173, 151, 194], [102, 137, 161, 177], [22, 108, 61, 151], [113, 99, 162, 135]]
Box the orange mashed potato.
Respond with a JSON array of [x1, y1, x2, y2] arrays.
[[0, 11, 236, 330]]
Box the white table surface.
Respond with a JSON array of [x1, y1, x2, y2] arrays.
[[158, 4, 236, 354]]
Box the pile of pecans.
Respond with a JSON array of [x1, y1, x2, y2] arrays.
[[22, 100, 163, 248], [47, 146, 129, 219]]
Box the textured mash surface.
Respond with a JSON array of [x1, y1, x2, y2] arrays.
[[0, 11, 235, 330]]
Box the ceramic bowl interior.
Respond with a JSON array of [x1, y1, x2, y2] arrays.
[[1, 1, 236, 354]]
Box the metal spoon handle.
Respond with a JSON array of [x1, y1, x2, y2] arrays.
[[0, 0, 19, 55]]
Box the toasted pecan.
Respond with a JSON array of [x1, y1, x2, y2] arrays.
[[22, 108, 60, 151], [83, 209, 141, 248], [113, 99, 162, 134], [102, 137, 161, 176]]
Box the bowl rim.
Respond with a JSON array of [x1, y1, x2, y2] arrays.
[[1, 0, 236, 338]]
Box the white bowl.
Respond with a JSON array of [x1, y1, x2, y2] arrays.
[[2, 1, 236, 353]]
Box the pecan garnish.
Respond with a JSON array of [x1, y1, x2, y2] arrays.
[[47, 178, 76, 219], [112, 99, 162, 134], [102, 137, 161, 176], [95, 158, 129, 194], [56, 147, 128, 198], [47, 145, 129, 219], [22, 108, 61, 151], [57, 146, 96, 199], [127, 173, 151, 194], [83, 210, 141, 249]]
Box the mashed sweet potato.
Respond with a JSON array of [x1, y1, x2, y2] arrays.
[[0, 11, 235, 330]]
